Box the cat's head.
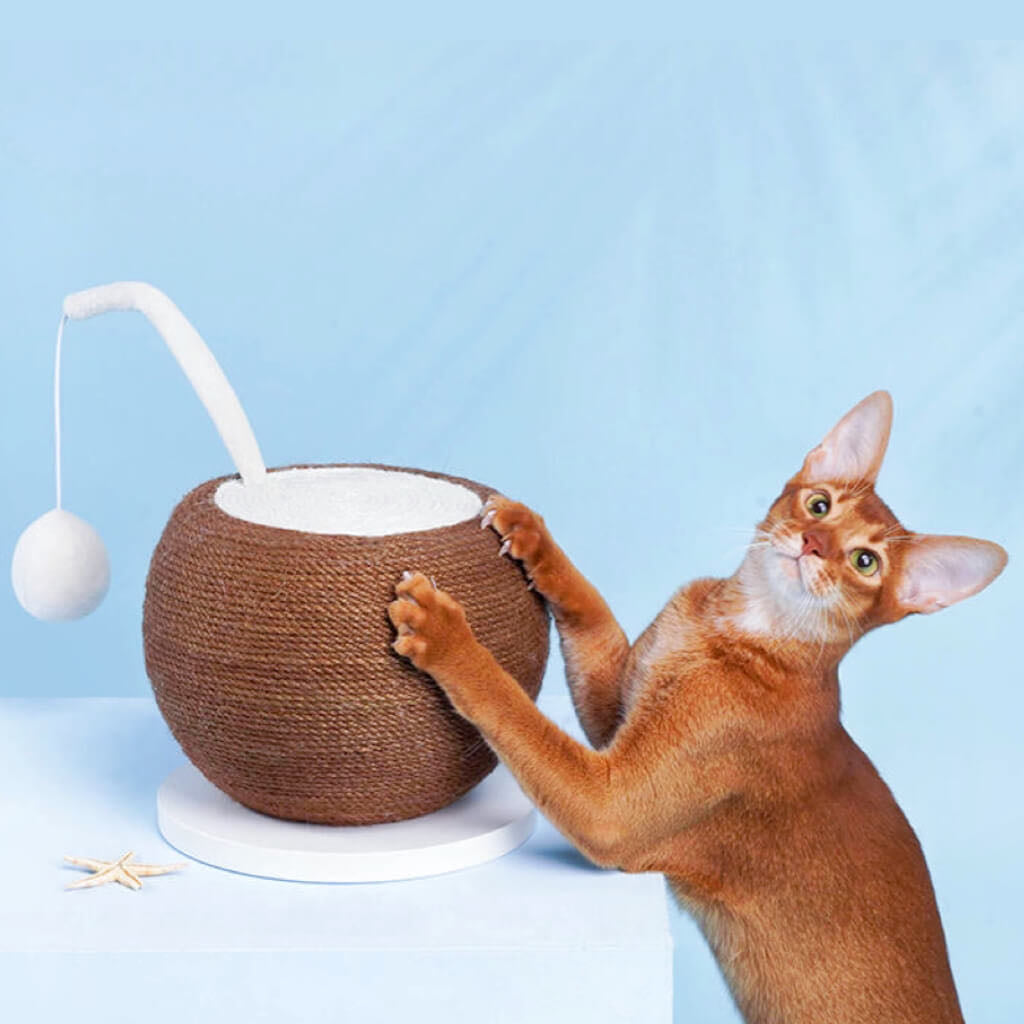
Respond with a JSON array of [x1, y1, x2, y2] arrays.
[[748, 391, 1007, 643]]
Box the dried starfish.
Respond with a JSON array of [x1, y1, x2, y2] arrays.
[[64, 851, 186, 891]]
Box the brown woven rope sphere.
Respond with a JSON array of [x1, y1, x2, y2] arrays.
[[142, 463, 550, 825]]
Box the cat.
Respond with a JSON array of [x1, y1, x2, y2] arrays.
[[388, 391, 1006, 1024]]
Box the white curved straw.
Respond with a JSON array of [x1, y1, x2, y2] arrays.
[[61, 282, 267, 487]]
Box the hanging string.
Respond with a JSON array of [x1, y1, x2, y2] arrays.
[[54, 313, 67, 510]]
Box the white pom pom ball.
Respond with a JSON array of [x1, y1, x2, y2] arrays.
[[11, 508, 110, 621]]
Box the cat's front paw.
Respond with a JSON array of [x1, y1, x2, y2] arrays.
[[480, 495, 552, 586], [388, 572, 476, 675]]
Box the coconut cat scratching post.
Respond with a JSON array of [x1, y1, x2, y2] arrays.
[[12, 282, 549, 881]]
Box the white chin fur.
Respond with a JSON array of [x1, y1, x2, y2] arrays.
[[741, 546, 838, 638]]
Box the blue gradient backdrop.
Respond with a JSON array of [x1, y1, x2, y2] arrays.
[[2, 43, 1021, 1022]]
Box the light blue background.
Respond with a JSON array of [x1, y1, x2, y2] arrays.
[[2, 43, 1021, 1022]]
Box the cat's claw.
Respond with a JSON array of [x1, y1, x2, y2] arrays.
[[480, 494, 549, 577], [388, 571, 473, 673]]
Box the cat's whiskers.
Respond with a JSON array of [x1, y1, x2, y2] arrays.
[[713, 526, 780, 567], [833, 598, 862, 651], [768, 608, 797, 651], [727, 538, 773, 557], [774, 592, 815, 650], [715, 525, 775, 544], [792, 597, 815, 651], [813, 604, 831, 666], [799, 598, 824, 648], [844, 476, 875, 502]]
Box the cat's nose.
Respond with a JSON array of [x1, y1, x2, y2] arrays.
[[801, 529, 829, 559]]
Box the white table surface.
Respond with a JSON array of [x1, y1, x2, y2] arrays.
[[0, 692, 673, 1023]]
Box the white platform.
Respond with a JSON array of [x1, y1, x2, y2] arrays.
[[0, 693, 675, 1024], [157, 761, 536, 883]]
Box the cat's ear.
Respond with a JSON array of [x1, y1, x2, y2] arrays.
[[895, 535, 1007, 615], [799, 391, 893, 484]]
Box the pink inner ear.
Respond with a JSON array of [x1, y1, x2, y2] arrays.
[[805, 434, 880, 482], [897, 537, 1007, 614], [801, 391, 892, 483]]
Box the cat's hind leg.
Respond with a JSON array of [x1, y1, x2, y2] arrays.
[[481, 496, 629, 749]]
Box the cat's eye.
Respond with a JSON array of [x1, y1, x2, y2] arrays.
[[805, 492, 831, 519], [850, 549, 879, 576]]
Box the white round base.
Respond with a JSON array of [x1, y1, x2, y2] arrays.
[[157, 763, 536, 883]]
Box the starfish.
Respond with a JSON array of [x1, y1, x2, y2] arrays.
[[64, 851, 186, 891]]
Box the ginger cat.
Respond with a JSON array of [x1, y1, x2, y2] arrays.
[[388, 391, 1006, 1024]]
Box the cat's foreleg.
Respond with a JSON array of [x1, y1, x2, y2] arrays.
[[388, 573, 726, 870], [388, 571, 626, 865], [480, 496, 630, 749]]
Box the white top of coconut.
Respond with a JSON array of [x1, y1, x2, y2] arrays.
[[214, 466, 483, 536]]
